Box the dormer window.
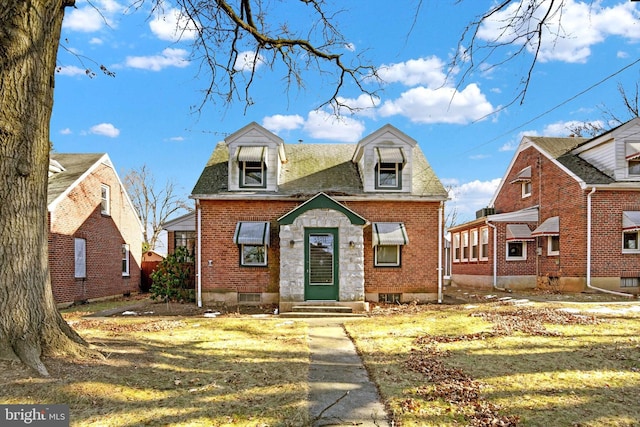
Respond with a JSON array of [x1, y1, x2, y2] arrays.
[[625, 141, 640, 176], [510, 166, 532, 198], [375, 147, 405, 190], [237, 146, 267, 188]]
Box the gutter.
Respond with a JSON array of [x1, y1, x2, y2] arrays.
[[586, 187, 633, 298], [196, 200, 203, 307], [438, 201, 443, 303]]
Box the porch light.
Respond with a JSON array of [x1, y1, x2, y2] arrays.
[[289, 240, 295, 247], [349, 241, 355, 248]]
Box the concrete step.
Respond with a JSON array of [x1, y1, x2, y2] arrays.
[[279, 311, 367, 318], [292, 305, 353, 313]]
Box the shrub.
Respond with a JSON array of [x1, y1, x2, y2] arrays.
[[150, 247, 195, 302]]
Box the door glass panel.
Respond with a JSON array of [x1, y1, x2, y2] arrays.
[[309, 233, 334, 285]]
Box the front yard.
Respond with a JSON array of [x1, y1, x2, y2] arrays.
[[1, 292, 639, 426]]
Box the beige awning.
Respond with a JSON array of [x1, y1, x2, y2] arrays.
[[625, 142, 640, 160], [623, 211, 640, 231], [506, 224, 534, 242], [375, 147, 406, 164], [236, 146, 266, 162], [532, 216, 559, 237], [372, 222, 408, 246], [233, 221, 270, 246]]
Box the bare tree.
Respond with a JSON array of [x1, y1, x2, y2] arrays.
[[124, 165, 191, 252], [0, 0, 375, 375]]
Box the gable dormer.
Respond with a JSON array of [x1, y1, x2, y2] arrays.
[[352, 124, 415, 193], [225, 122, 286, 192]]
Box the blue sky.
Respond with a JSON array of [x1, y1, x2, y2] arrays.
[[52, 0, 640, 230]]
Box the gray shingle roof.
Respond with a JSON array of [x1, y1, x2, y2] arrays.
[[48, 153, 105, 206], [191, 142, 447, 198], [529, 136, 614, 185]]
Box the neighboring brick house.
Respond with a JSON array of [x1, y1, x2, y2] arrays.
[[48, 153, 143, 306], [162, 211, 196, 256], [190, 122, 448, 312], [450, 118, 640, 295]]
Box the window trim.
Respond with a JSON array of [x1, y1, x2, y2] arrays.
[[100, 184, 110, 216], [74, 237, 86, 279], [547, 235, 560, 256], [470, 229, 479, 261], [622, 230, 640, 253], [521, 181, 532, 198], [452, 232, 460, 263], [374, 244, 401, 267], [122, 244, 130, 276], [480, 226, 489, 261], [461, 231, 469, 262], [239, 160, 266, 188], [375, 162, 402, 190], [240, 244, 268, 266], [506, 241, 527, 261]]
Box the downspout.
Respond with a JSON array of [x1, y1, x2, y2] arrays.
[[586, 187, 633, 298], [438, 201, 443, 303], [196, 200, 202, 307], [486, 219, 508, 292]]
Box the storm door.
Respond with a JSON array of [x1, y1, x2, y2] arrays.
[[304, 228, 339, 300]]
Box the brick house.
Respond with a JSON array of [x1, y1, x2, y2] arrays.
[[190, 122, 448, 312], [449, 118, 640, 295], [48, 153, 143, 306]]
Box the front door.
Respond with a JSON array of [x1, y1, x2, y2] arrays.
[[305, 228, 339, 300]]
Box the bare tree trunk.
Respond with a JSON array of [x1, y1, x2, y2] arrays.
[[0, 0, 99, 376]]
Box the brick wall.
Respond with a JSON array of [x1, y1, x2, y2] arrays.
[[198, 198, 443, 299], [49, 163, 142, 304]]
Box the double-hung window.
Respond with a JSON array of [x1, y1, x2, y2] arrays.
[[372, 222, 408, 267], [100, 184, 110, 215], [74, 238, 86, 278], [234, 221, 270, 266], [480, 227, 489, 260], [236, 146, 267, 188], [461, 231, 469, 261], [374, 147, 405, 190], [452, 233, 461, 263], [122, 244, 130, 276], [470, 229, 479, 261]]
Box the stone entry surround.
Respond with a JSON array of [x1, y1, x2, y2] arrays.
[[279, 208, 366, 312]]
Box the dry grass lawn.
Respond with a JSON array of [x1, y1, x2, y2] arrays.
[[345, 297, 640, 426]]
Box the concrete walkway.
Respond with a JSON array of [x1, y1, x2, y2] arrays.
[[306, 319, 390, 427]]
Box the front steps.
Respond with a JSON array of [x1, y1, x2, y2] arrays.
[[279, 302, 369, 318]]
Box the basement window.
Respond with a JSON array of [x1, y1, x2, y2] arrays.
[[379, 293, 401, 303], [238, 293, 261, 303]]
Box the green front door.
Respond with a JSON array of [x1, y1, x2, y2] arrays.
[[305, 228, 339, 300]]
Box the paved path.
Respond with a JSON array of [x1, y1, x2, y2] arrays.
[[307, 319, 390, 427]]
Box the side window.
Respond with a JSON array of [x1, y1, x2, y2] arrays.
[[548, 236, 560, 256], [376, 163, 401, 189], [506, 241, 527, 261], [122, 244, 130, 276], [375, 245, 401, 267], [241, 245, 267, 266], [241, 161, 265, 187], [480, 227, 489, 260], [74, 238, 86, 278], [470, 229, 478, 261], [521, 181, 532, 198], [100, 184, 110, 215], [452, 233, 460, 263], [461, 231, 469, 261], [623, 231, 639, 252]]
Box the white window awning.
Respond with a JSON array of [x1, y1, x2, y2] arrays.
[[236, 146, 266, 162], [509, 166, 532, 183], [375, 147, 406, 164], [532, 216, 559, 237], [233, 221, 270, 246], [623, 211, 640, 231], [372, 222, 408, 246], [625, 142, 640, 160], [506, 224, 534, 242]]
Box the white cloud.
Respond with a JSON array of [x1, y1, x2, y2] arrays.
[[478, 0, 640, 64], [168, 136, 185, 142], [90, 123, 120, 138], [378, 56, 450, 87], [303, 110, 365, 142], [446, 178, 501, 224], [125, 48, 190, 71], [62, 0, 123, 32], [150, 7, 199, 42], [60, 128, 73, 135], [234, 51, 266, 72], [262, 115, 305, 133], [56, 65, 89, 77], [542, 120, 604, 136], [378, 83, 495, 124], [89, 37, 104, 45]]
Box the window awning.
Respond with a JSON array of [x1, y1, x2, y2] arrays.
[[506, 224, 534, 242], [509, 166, 531, 183], [233, 221, 270, 246], [236, 146, 266, 162], [372, 222, 408, 246], [623, 211, 640, 231], [532, 216, 559, 237], [375, 147, 406, 164], [625, 142, 640, 160]]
